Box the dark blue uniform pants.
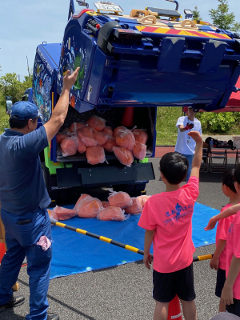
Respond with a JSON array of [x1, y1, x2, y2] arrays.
[[0, 207, 52, 320]]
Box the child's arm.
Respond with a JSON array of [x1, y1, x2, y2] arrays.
[[221, 255, 240, 305], [143, 229, 155, 269], [210, 239, 226, 270], [205, 203, 240, 231], [188, 131, 203, 180]]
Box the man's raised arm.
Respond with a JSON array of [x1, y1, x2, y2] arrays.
[[44, 68, 79, 143]]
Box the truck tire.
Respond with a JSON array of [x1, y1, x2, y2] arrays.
[[112, 183, 146, 197]]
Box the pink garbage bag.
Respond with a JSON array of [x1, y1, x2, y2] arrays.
[[86, 146, 106, 165], [87, 115, 106, 132], [108, 191, 133, 208], [69, 122, 85, 133], [60, 136, 78, 157], [132, 129, 148, 144], [56, 132, 67, 144], [47, 209, 58, 222], [102, 201, 111, 208], [115, 129, 135, 151], [97, 206, 127, 221], [103, 126, 113, 136], [52, 206, 77, 220], [132, 141, 147, 160], [74, 194, 91, 211], [125, 198, 142, 215], [102, 137, 117, 152], [77, 136, 87, 154], [113, 126, 127, 138], [93, 130, 109, 146], [137, 195, 151, 208], [77, 126, 98, 147], [76, 196, 103, 218], [113, 146, 134, 167]]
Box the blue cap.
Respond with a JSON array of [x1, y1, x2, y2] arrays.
[[10, 101, 38, 120]]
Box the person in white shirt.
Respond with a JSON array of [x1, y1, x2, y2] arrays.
[[6, 97, 13, 115], [175, 106, 202, 182]]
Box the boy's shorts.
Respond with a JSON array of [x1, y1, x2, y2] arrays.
[[226, 298, 240, 317], [215, 268, 226, 298], [153, 262, 196, 303]]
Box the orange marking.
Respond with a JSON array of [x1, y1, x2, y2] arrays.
[[208, 32, 231, 39], [136, 26, 146, 31], [141, 26, 159, 33], [166, 29, 181, 35], [153, 27, 169, 34], [136, 25, 231, 40], [70, 95, 75, 108]]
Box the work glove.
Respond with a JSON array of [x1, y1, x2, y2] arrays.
[[184, 123, 194, 130]]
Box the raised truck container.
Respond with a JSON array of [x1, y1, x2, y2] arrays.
[[32, 0, 240, 200]]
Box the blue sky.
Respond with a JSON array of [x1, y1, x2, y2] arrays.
[[0, 0, 239, 80]]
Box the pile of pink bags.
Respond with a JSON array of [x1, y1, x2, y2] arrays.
[[57, 115, 148, 167], [47, 191, 151, 222]]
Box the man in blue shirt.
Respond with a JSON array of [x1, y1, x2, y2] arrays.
[[0, 68, 79, 320]]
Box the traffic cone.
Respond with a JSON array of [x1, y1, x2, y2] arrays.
[[167, 295, 182, 320], [121, 107, 134, 127], [0, 242, 6, 263]]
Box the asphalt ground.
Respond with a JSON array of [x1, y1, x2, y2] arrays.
[[2, 154, 237, 320]]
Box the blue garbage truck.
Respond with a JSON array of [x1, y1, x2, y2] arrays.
[[32, 0, 240, 200]]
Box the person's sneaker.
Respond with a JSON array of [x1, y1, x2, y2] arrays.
[[47, 314, 59, 320], [0, 295, 25, 312]]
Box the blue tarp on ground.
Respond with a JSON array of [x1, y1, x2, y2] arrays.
[[50, 202, 219, 279]]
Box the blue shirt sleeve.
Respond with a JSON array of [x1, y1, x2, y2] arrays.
[[18, 126, 48, 161]]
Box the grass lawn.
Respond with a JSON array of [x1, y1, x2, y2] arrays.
[[0, 101, 239, 145], [0, 104, 183, 144], [156, 107, 182, 145]]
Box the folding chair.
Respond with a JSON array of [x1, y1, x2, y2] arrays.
[[200, 147, 210, 172], [209, 149, 227, 173]]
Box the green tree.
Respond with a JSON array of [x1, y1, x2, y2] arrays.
[[209, 0, 240, 31], [0, 73, 24, 104], [193, 6, 202, 22], [22, 74, 33, 90]]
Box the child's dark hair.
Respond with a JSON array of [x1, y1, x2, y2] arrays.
[[160, 152, 188, 184], [222, 169, 237, 193], [234, 164, 240, 185]]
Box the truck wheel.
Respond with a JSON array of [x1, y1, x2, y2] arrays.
[[41, 162, 59, 202], [112, 183, 146, 197]]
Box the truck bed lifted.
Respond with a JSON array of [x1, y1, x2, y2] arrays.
[[32, 0, 240, 199]]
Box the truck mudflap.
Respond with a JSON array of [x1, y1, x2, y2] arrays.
[[56, 162, 155, 188]]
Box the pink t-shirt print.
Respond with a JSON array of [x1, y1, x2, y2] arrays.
[[138, 176, 199, 273], [216, 204, 234, 270], [226, 211, 240, 299]]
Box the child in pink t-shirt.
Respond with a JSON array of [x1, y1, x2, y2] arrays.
[[205, 165, 240, 317], [210, 169, 239, 312], [138, 131, 202, 320]]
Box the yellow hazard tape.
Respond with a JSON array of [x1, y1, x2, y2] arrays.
[[198, 254, 213, 261], [125, 245, 139, 253], [99, 236, 112, 243]]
